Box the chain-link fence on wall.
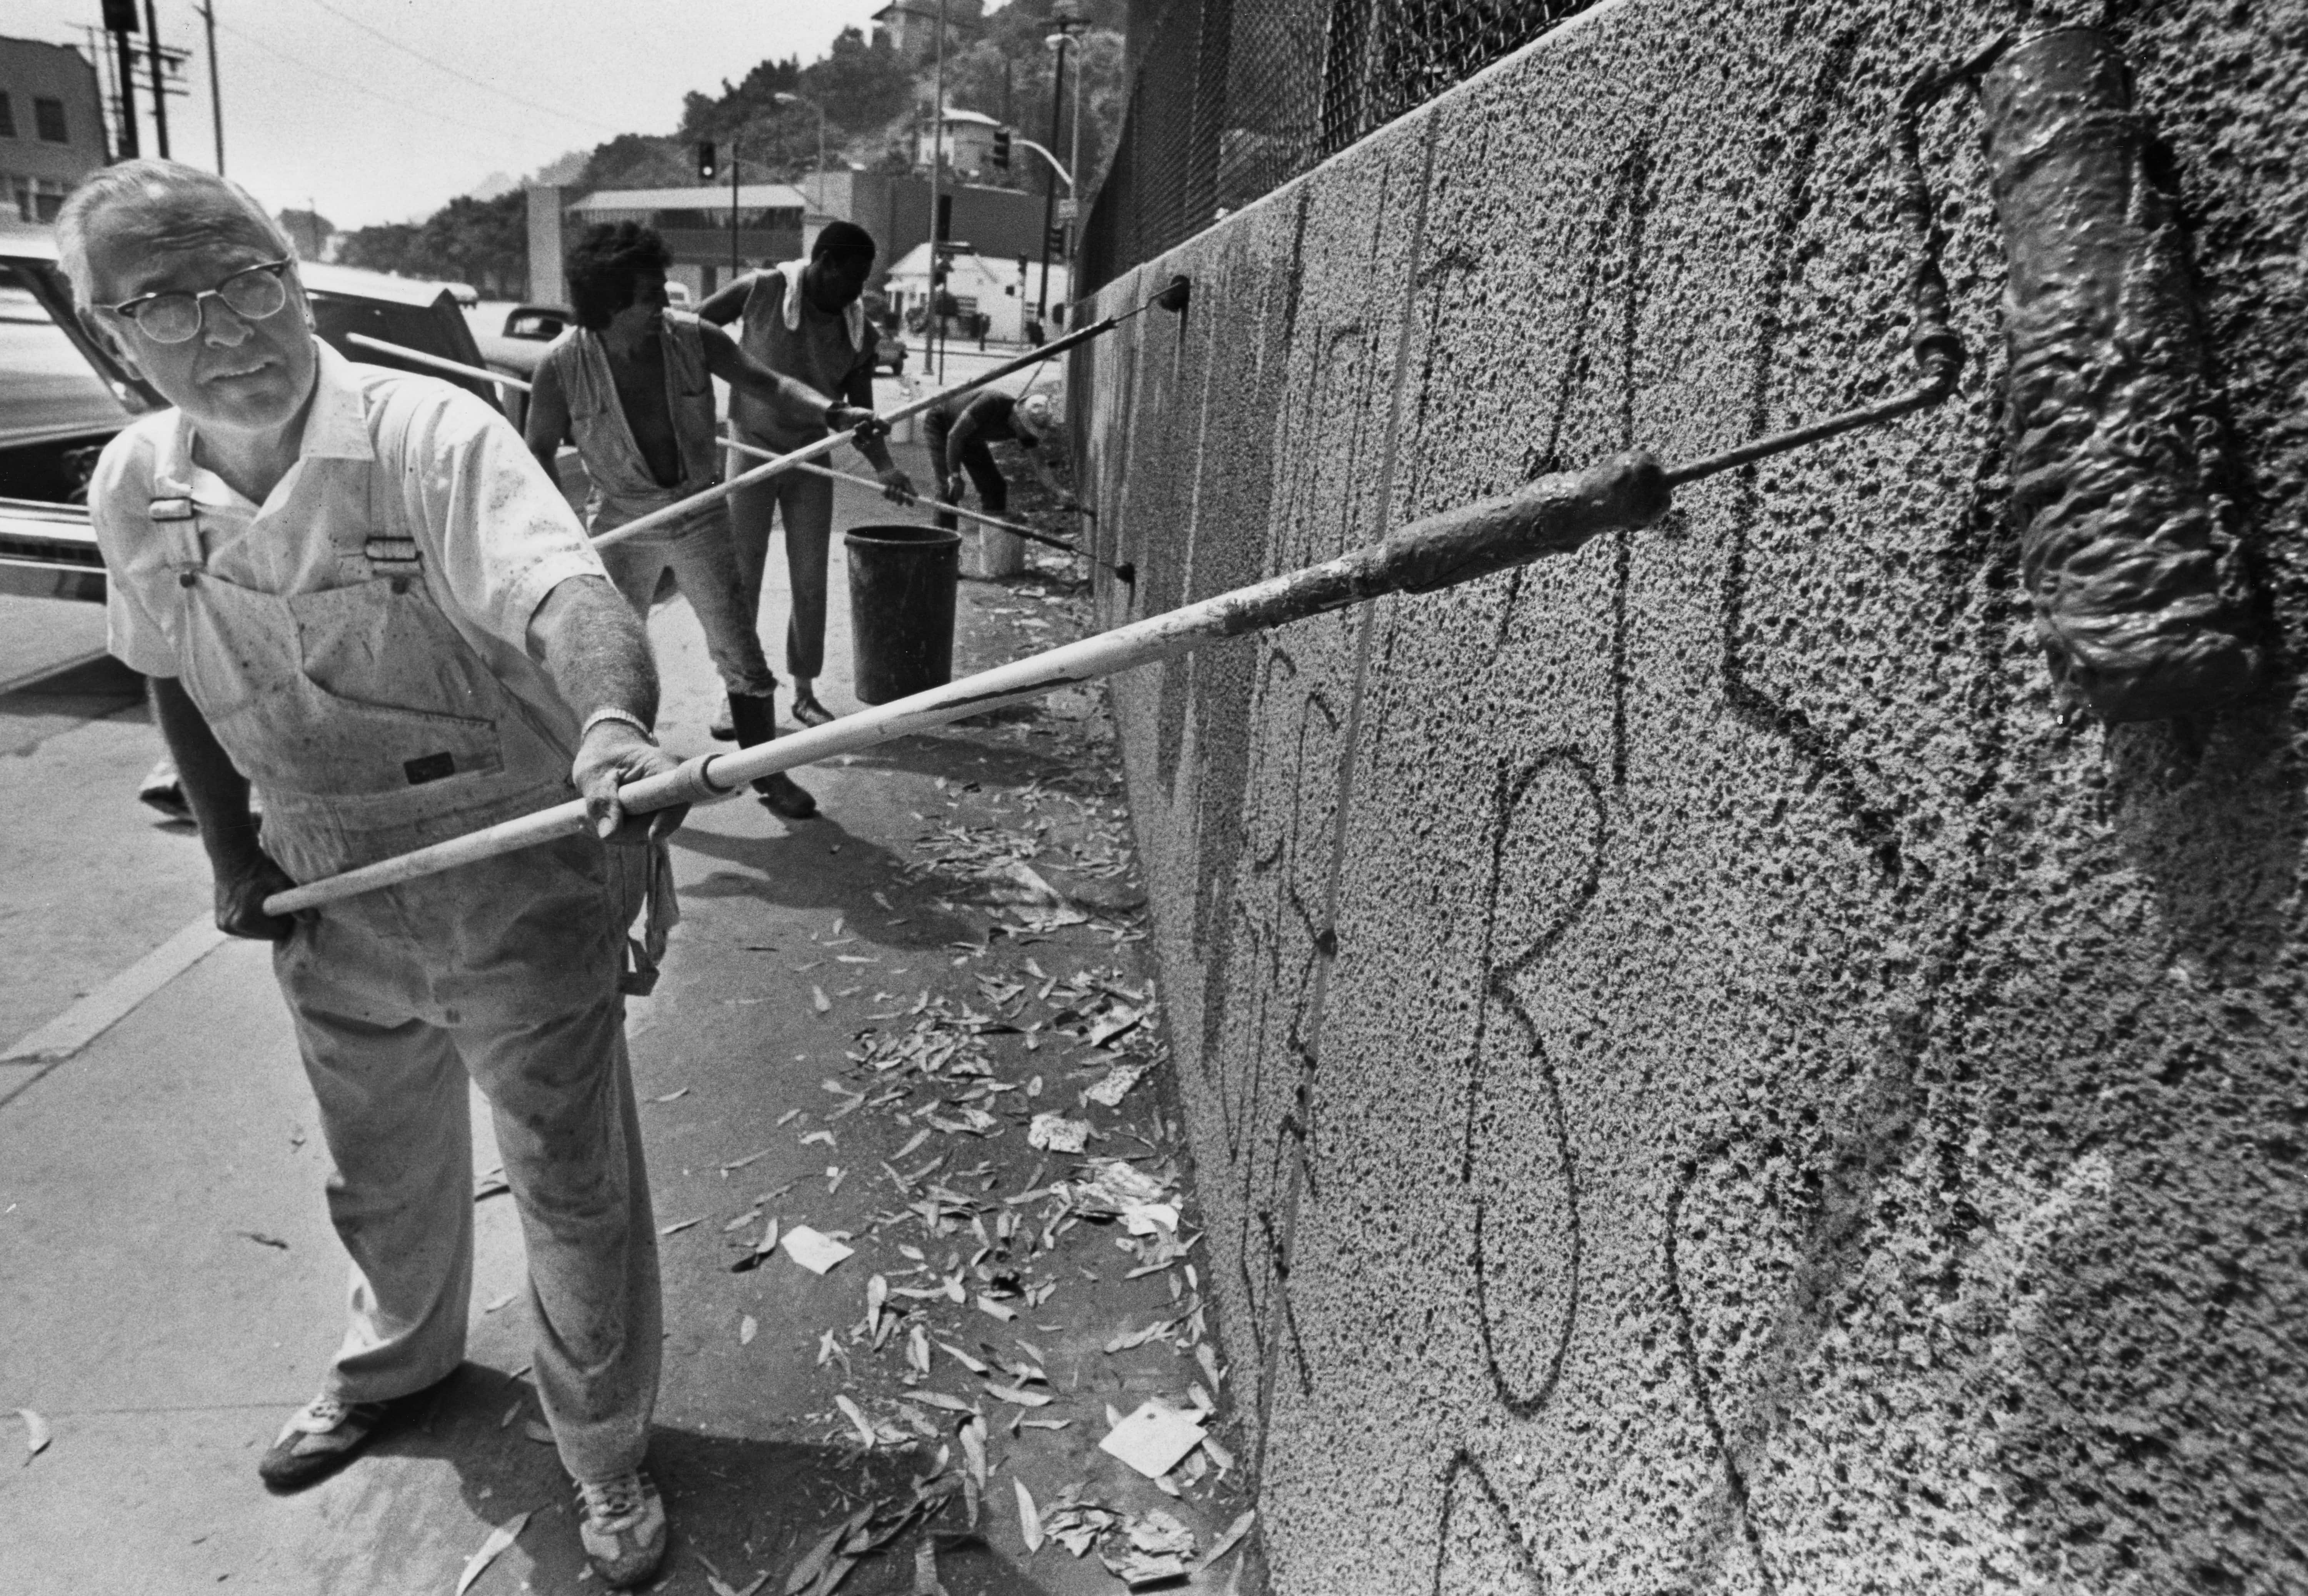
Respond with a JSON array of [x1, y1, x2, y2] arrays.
[[1079, 0, 1601, 292]]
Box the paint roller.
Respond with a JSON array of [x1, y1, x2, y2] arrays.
[[1970, 27, 2258, 723]]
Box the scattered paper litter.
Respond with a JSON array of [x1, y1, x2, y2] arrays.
[[1084, 1061, 1151, 1107], [910, 1391, 977, 1414], [659, 1215, 704, 1236], [812, 985, 832, 1013], [780, 1225, 855, 1274], [653, 1087, 690, 1103], [1098, 1400, 1207, 1479], [1014, 1478, 1043, 1554], [740, 1315, 758, 1346], [1027, 1113, 1091, 1154], [974, 1294, 1018, 1322], [483, 1290, 518, 1314], [1128, 1508, 1196, 1557], [16, 1409, 49, 1463], [1123, 1202, 1180, 1236], [522, 1419, 554, 1445], [454, 1511, 530, 1596]]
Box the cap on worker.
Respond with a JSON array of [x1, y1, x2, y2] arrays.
[[1019, 393, 1052, 431], [812, 221, 876, 262]]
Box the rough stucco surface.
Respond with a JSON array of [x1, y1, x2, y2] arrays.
[[1068, 1, 2308, 1590]]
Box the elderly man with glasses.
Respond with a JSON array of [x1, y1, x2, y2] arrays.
[[59, 160, 682, 1587]]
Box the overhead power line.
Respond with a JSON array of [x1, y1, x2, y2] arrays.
[[299, 0, 619, 135], [211, 16, 540, 147]]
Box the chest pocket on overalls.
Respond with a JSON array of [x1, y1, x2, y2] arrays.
[[283, 580, 506, 795]]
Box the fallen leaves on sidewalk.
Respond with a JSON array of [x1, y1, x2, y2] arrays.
[[453, 1511, 529, 1596], [16, 1409, 49, 1464]]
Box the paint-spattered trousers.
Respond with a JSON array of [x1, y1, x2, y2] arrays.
[[727, 449, 835, 683], [274, 834, 662, 1483]]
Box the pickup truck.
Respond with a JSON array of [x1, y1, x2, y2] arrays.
[[0, 238, 510, 604]]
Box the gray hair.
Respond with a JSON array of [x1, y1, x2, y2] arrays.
[[54, 159, 296, 306]]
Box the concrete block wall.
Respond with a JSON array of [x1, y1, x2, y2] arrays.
[[1067, 0, 2308, 1589]]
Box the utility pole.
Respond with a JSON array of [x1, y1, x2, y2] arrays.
[[143, 0, 170, 158], [926, 0, 948, 382], [730, 133, 741, 279], [197, 0, 222, 173], [101, 0, 140, 160]]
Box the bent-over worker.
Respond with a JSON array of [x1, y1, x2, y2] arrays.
[[698, 221, 913, 732], [527, 221, 854, 820], [926, 388, 1071, 532], [62, 161, 684, 1589]]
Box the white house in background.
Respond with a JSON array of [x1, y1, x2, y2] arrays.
[[914, 105, 1002, 176], [882, 240, 1069, 345]]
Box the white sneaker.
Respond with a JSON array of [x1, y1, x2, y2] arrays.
[[576, 1469, 667, 1588]]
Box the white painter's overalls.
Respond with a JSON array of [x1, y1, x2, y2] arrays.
[[146, 419, 660, 1482]]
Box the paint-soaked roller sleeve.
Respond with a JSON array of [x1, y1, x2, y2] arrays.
[[1981, 27, 2259, 722], [1210, 452, 1671, 638]]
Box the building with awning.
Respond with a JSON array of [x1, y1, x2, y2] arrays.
[[559, 183, 810, 297]]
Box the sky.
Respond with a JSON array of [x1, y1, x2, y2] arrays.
[[0, 0, 893, 227]]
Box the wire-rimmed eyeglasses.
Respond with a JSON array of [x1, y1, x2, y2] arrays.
[[99, 260, 295, 344]]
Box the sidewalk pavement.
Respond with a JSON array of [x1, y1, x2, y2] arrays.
[[0, 441, 1258, 1595]]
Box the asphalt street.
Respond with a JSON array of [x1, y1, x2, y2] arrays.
[[0, 437, 1254, 1595]]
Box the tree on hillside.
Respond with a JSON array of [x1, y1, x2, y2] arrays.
[[338, 191, 526, 297], [277, 207, 335, 261], [797, 27, 915, 132]]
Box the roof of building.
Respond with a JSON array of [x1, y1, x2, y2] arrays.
[[567, 183, 812, 214]]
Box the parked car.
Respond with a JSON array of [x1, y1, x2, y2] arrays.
[[0, 239, 513, 604], [664, 281, 693, 309], [468, 304, 574, 433]]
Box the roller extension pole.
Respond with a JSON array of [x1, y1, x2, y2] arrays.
[[262, 453, 1670, 916], [346, 332, 530, 389], [722, 439, 1129, 578]]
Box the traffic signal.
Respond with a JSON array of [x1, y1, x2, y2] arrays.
[[990, 127, 1012, 170], [696, 142, 717, 181], [1046, 224, 1068, 256], [935, 192, 953, 242], [101, 0, 138, 32]]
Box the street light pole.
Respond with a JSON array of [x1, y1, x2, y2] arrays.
[[1035, 22, 1069, 322], [730, 132, 741, 280]]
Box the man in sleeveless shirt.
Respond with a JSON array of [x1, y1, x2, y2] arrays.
[[63, 163, 683, 1588], [698, 221, 914, 731], [526, 222, 864, 820]]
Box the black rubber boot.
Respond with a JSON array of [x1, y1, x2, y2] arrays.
[[728, 693, 817, 821]]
